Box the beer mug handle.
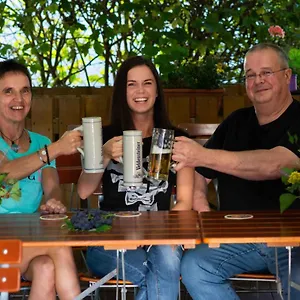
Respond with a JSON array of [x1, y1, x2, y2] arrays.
[[72, 125, 84, 157]]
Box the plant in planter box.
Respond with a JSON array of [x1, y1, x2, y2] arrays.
[[162, 57, 225, 89], [268, 26, 300, 88]]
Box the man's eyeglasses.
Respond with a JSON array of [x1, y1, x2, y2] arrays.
[[244, 68, 287, 81]]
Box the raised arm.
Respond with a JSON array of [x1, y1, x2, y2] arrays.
[[173, 136, 299, 181], [0, 130, 82, 180], [77, 136, 123, 199]]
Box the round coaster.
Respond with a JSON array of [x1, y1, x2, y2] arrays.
[[40, 214, 68, 220], [224, 214, 253, 220], [114, 212, 141, 218]]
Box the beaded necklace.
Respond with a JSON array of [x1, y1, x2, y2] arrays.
[[0, 129, 31, 153]]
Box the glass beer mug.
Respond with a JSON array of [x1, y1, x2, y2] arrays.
[[147, 128, 174, 181]]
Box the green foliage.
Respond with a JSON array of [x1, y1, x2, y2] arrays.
[[0, 173, 21, 205], [280, 133, 300, 212], [280, 193, 299, 213], [0, 1, 300, 87], [162, 57, 225, 89]]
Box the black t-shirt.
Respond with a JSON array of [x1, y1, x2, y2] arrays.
[[101, 125, 186, 211], [196, 99, 300, 211]]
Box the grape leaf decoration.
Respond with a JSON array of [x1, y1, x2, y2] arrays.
[[65, 209, 114, 232], [0, 173, 21, 205]]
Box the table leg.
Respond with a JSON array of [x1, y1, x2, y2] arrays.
[[116, 250, 119, 300], [287, 246, 292, 300], [289, 247, 300, 293], [0, 292, 8, 300], [115, 250, 127, 300], [121, 249, 127, 300]]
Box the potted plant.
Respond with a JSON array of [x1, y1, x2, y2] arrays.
[[268, 25, 299, 91], [161, 56, 225, 89]]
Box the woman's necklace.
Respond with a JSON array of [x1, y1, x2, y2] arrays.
[[0, 129, 25, 153]]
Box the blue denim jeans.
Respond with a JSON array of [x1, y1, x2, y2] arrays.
[[181, 243, 300, 300], [86, 245, 182, 300]]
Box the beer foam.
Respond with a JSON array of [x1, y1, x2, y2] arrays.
[[151, 145, 171, 154]]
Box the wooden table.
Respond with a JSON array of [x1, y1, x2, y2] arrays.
[[0, 210, 201, 300], [199, 210, 300, 248], [0, 210, 200, 249], [199, 210, 300, 300]]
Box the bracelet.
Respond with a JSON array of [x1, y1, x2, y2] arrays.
[[44, 144, 50, 165], [37, 150, 47, 164]]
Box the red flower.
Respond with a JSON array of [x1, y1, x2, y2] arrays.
[[268, 25, 285, 38]]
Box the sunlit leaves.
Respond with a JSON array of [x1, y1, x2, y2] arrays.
[[0, 0, 300, 87]]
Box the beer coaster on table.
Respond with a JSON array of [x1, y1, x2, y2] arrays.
[[224, 214, 253, 220], [40, 214, 68, 220], [114, 212, 141, 218]]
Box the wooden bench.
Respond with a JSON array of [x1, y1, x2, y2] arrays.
[[177, 123, 219, 145], [0, 240, 22, 297]]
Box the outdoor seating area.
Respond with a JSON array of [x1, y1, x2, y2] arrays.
[[2, 2, 300, 300]]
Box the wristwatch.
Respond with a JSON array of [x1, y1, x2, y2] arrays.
[[41, 148, 47, 157], [37, 148, 47, 164]]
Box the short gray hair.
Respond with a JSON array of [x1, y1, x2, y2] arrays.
[[245, 43, 289, 68]]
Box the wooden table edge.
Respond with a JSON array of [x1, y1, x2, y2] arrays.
[[204, 238, 300, 248], [22, 238, 201, 249]]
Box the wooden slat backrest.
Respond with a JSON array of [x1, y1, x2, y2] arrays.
[[178, 123, 219, 145], [56, 153, 82, 185]]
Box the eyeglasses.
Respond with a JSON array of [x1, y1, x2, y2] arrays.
[[244, 68, 287, 81]]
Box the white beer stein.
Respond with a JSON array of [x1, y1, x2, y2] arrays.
[[123, 130, 143, 188], [73, 117, 104, 173]]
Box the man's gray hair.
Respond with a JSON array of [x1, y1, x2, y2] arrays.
[[246, 43, 289, 68]]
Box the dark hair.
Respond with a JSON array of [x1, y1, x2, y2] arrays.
[[0, 59, 32, 88], [246, 43, 289, 69], [110, 56, 172, 131]]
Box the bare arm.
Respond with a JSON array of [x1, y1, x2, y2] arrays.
[[77, 136, 123, 199], [173, 136, 299, 181], [0, 130, 82, 180], [40, 167, 67, 214], [193, 172, 211, 212], [42, 167, 62, 202], [172, 167, 194, 211]]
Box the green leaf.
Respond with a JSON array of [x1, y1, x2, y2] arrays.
[[280, 193, 299, 213], [95, 225, 112, 232], [10, 182, 21, 201], [64, 219, 75, 230], [0, 173, 8, 183], [93, 41, 103, 56], [281, 168, 294, 185], [0, 188, 7, 197], [288, 131, 295, 144], [6, 178, 17, 185]]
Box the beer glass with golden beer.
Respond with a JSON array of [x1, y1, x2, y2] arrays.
[[147, 128, 174, 181]]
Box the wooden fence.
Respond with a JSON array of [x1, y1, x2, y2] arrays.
[[28, 87, 228, 141], [27, 84, 300, 142], [30, 84, 300, 208]]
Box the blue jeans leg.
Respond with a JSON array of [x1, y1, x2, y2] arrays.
[[86, 246, 148, 300], [181, 243, 272, 300], [146, 245, 183, 300], [265, 245, 300, 300]]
